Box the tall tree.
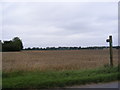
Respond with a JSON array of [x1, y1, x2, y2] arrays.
[[12, 37, 23, 50], [0, 40, 2, 51], [2, 37, 23, 51]]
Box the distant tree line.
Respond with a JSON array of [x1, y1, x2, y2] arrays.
[[24, 47, 82, 50], [24, 46, 120, 50], [1, 37, 23, 52], [1, 36, 119, 52]]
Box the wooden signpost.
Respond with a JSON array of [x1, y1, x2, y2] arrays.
[[106, 35, 113, 67]]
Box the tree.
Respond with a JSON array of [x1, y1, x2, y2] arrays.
[[2, 37, 23, 51], [12, 37, 23, 50], [0, 40, 2, 51]]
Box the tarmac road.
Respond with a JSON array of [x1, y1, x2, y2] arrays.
[[67, 81, 119, 88]]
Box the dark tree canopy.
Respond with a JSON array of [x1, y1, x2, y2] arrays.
[[0, 40, 2, 51], [2, 37, 23, 52], [12, 37, 23, 50]]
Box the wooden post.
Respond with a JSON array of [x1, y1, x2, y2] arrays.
[[109, 36, 113, 67], [106, 35, 113, 67]]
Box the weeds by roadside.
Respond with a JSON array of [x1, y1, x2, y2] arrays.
[[2, 66, 120, 88]]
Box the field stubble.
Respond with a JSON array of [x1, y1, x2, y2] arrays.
[[2, 49, 118, 72]]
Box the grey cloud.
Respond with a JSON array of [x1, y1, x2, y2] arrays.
[[2, 2, 118, 47]]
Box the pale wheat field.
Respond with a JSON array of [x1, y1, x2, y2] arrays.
[[2, 49, 118, 72]]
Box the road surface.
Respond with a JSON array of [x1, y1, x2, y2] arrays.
[[67, 81, 119, 88]]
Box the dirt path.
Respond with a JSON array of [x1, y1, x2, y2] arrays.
[[66, 81, 119, 88]]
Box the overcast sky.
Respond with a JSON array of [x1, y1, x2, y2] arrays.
[[1, 2, 118, 48]]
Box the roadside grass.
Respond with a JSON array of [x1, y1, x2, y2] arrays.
[[2, 66, 120, 88], [0, 71, 2, 89]]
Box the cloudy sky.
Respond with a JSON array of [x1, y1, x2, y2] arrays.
[[1, 2, 118, 48]]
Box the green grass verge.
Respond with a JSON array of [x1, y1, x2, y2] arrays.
[[0, 71, 2, 89], [2, 66, 120, 88]]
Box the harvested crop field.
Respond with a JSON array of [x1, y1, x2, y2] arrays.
[[2, 49, 118, 72]]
